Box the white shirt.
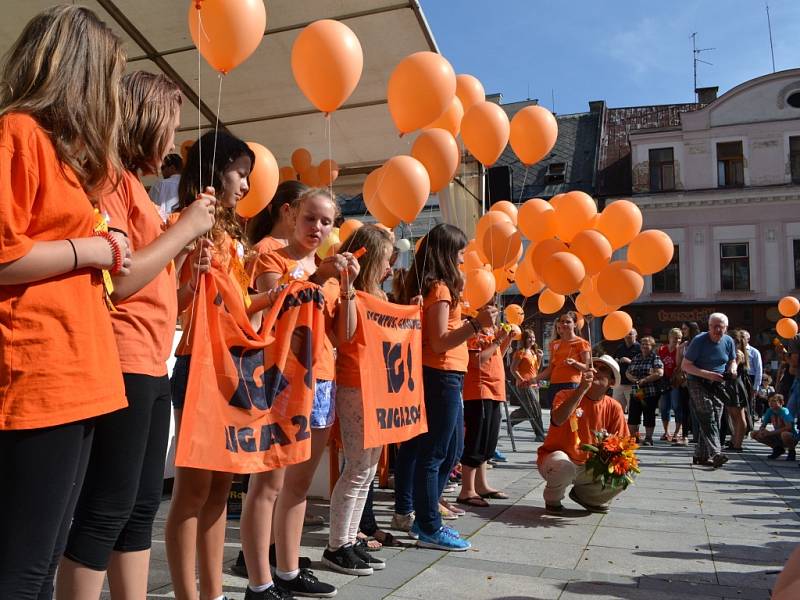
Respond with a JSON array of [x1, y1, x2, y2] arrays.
[[148, 174, 181, 221]]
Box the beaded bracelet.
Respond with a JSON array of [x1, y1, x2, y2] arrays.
[[94, 230, 123, 274]]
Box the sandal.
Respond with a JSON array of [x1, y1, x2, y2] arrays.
[[479, 490, 509, 500], [355, 536, 382, 552], [372, 530, 399, 547], [456, 495, 490, 508]]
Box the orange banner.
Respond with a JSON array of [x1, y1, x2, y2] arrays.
[[176, 272, 326, 473], [356, 292, 426, 448]]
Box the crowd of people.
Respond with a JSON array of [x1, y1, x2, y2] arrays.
[[2, 7, 799, 600]]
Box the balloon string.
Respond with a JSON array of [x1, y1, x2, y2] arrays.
[[210, 73, 223, 184], [518, 166, 530, 203], [326, 114, 333, 195]]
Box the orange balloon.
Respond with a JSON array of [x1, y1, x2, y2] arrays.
[[529, 238, 569, 275], [480, 221, 522, 269], [574, 293, 592, 315], [476, 211, 512, 241], [518, 198, 557, 242], [424, 96, 463, 137], [538, 289, 565, 314], [188, 0, 266, 74], [569, 229, 612, 275], [463, 249, 486, 272], [291, 19, 363, 114], [317, 159, 339, 186], [504, 303, 524, 325], [363, 167, 400, 228], [455, 74, 485, 112], [603, 311, 634, 341], [291, 148, 312, 174], [278, 166, 297, 183], [378, 155, 431, 223], [627, 230, 674, 275], [549, 193, 566, 210], [575, 313, 586, 332], [515, 258, 545, 297], [596, 199, 643, 250], [339, 219, 363, 243], [541, 252, 586, 295], [415, 236, 424, 253], [411, 128, 459, 193], [509, 105, 558, 166], [508, 324, 522, 340], [461, 101, 510, 167], [596, 261, 644, 307], [299, 165, 319, 186], [554, 191, 597, 243], [490, 200, 518, 226], [464, 268, 496, 310], [388, 52, 456, 134], [494, 267, 512, 293], [180, 139, 195, 166], [777, 318, 799, 339], [778, 296, 800, 317], [586, 289, 616, 317], [237, 142, 278, 218]]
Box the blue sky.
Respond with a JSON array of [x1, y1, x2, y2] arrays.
[[420, 0, 799, 114]]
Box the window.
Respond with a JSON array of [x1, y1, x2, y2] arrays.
[[794, 239, 800, 289], [545, 162, 566, 184], [649, 148, 675, 191], [652, 245, 680, 292], [720, 243, 750, 291], [717, 141, 744, 187], [791, 137, 800, 183], [788, 92, 800, 109]]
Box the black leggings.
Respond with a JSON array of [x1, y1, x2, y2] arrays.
[[461, 400, 501, 468], [65, 373, 171, 570], [0, 420, 94, 600]]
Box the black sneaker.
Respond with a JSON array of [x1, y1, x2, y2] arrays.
[[276, 569, 337, 597], [270, 544, 312, 570], [768, 447, 785, 460], [351, 543, 386, 570], [244, 585, 294, 600], [321, 544, 373, 576], [787, 450, 796, 461]]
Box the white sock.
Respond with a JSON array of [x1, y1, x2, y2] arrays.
[[212, 596, 226, 600], [276, 568, 300, 580], [248, 582, 274, 592]]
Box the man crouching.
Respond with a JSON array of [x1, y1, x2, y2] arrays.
[[537, 355, 629, 514]]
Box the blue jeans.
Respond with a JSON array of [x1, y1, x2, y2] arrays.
[[393, 437, 417, 516], [659, 387, 682, 424], [413, 367, 464, 535]]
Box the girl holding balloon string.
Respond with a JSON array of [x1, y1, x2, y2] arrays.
[[394, 223, 497, 551], [165, 131, 282, 600], [533, 311, 592, 409], [243, 187, 358, 599]]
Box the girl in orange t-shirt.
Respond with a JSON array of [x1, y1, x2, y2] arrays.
[[324, 225, 394, 575], [510, 328, 546, 440], [165, 131, 285, 600], [393, 224, 496, 551], [457, 326, 513, 508], [534, 311, 592, 408], [56, 72, 216, 600], [0, 8, 134, 598], [243, 188, 358, 597], [247, 180, 310, 260]]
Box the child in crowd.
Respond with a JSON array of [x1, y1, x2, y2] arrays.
[[248, 180, 309, 258], [510, 328, 546, 441], [755, 373, 775, 419], [242, 188, 358, 599], [392, 223, 496, 551], [323, 225, 394, 576], [751, 394, 797, 461], [57, 71, 215, 600], [0, 7, 131, 598]]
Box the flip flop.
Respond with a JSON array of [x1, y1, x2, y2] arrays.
[[372, 530, 399, 547], [479, 491, 509, 500], [456, 496, 490, 508]]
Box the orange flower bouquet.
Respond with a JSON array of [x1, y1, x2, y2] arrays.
[[580, 430, 640, 489]]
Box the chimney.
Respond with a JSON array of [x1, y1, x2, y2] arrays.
[[695, 86, 718, 105], [589, 100, 606, 113]]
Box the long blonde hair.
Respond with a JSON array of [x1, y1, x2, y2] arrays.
[[0, 5, 126, 200], [339, 225, 392, 299]]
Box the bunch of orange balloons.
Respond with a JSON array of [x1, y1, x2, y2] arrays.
[[777, 295, 800, 339], [277, 149, 340, 187]]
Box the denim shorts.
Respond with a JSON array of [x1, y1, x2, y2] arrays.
[[312, 379, 336, 429], [170, 355, 191, 410]]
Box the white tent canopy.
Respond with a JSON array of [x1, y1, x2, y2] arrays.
[[1, 0, 437, 172]]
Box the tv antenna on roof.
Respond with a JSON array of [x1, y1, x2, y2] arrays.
[[690, 33, 714, 102]]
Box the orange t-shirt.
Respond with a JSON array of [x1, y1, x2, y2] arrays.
[[256, 248, 339, 381], [514, 349, 540, 384], [248, 235, 286, 282], [0, 113, 126, 429], [548, 337, 591, 384], [100, 170, 178, 376], [336, 307, 366, 388], [463, 334, 505, 401], [537, 389, 629, 466], [421, 283, 468, 373]]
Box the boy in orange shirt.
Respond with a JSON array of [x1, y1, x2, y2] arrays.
[[537, 355, 629, 514]]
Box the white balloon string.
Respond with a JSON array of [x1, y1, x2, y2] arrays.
[[518, 165, 530, 203], [326, 114, 333, 195], [210, 73, 223, 185]]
